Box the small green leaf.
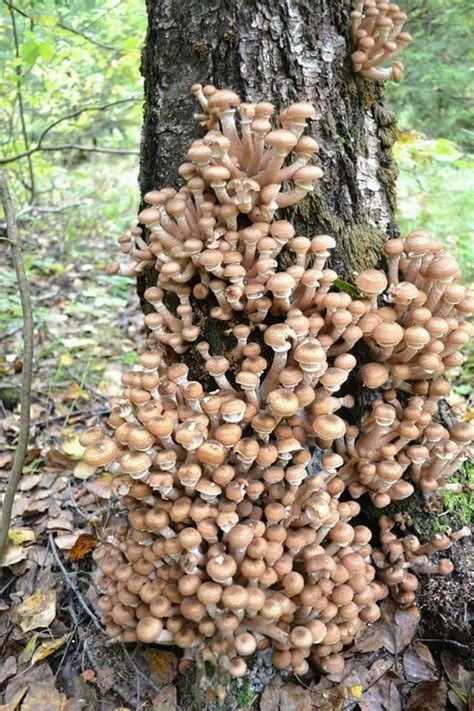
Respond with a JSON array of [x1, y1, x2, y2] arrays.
[[39, 41, 55, 61], [21, 41, 40, 67], [334, 278, 358, 297]]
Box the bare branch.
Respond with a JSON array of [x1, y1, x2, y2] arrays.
[[0, 98, 140, 164], [7, 3, 35, 200], [4, 1, 119, 52], [0, 171, 34, 564]]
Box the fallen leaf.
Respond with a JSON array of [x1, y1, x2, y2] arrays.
[[21, 678, 65, 711], [0, 656, 17, 685], [4, 686, 28, 710], [68, 533, 97, 561], [19, 634, 39, 664], [0, 451, 13, 468], [152, 685, 177, 711], [73, 461, 96, 480], [403, 643, 437, 682], [407, 680, 448, 710], [8, 527, 36, 545], [31, 633, 71, 664], [84, 472, 113, 498], [16, 589, 56, 632], [280, 683, 313, 711], [1, 544, 28, 566], [61, 433, 85, 460], [146, 649, 178, 685]]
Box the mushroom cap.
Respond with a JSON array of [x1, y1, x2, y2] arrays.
[[206, 554, 237, 582], [196, 440, 227, 467], [267, 389, 300, 418], [312, 414, 346, 441], [136, 616, 163, 643], [83, 439, 118, 468], [293, 165, 324, 186], [203, 165, 231, 182], [355, 269, 388, 297], [329, 522, 354, 546], [372, 321, 404, 347], [360, 362, 389, 388], [264, 129, 298, 150], [120, 451, 152, 475], [427, 254, 460, 281], [289, 625, 313, 648], [221, 584, 249, 610], [207, 89, 241, 110]]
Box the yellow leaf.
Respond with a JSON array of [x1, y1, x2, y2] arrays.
[[17, 589, 57, 632], [19, 633, 39, 663], [350, 685, 364, 699], [61, 433, 85, 460], [8, 527, 36, 545], [31, 633, 71, 664], [59, 352, 74, 367], [73, 460, 96, 480]]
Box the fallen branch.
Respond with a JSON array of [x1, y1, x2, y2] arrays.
[[0, 171, 34, 565]]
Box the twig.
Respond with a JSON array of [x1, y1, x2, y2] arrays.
[[7, 4, 35, 200], [0, 172, 34, 565], [0, 97, 140, 165], [48, 532, 103, 631], [4, 1, 119, 51]]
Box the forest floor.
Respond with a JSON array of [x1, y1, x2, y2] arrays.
[[0, 168, 473, 710]]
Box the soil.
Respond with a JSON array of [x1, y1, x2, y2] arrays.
[[416, 538, 474, 652]]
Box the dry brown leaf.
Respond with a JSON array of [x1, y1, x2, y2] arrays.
[[0, 451, 13, 468], [18, 474, 42, 491], [0, 656, 17, 685], [84, 473, 113, 498], [21, 678, 65, 711], [152, 684, 177, 711], [68, 533, 97, 562], [279, 682, 313, 711], [16, 589, 56, 632], [3, 686, 28, 710], [403, 643, 437, 682], [406, 680, 448, 710], [1, 544, 28, 567], [146, 649, 177, 685]]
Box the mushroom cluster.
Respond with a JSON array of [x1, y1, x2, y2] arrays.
[[372, 516, 471, 607], [351, 1, 412, 82], [338, 234, 474, 505], [83, 85, 473, 679]]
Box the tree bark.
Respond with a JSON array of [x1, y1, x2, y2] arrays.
[[138, 0, 399, 380]]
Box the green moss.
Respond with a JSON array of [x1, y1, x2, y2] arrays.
[[234, 678, 258, 709], [442, 462, 474, 528], [343, 222, 387, 273]]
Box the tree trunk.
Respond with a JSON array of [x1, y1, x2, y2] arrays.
[[138, 0, 399, 380]]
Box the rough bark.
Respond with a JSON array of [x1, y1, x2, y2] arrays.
[[138, 0, 400, 380]]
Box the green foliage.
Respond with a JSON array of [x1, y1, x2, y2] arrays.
[[0, 0, 145, 207], [394, 132, 474, 283], [442, 463, 474, 528], [386, 0, 474, 149]]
